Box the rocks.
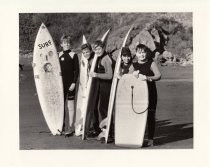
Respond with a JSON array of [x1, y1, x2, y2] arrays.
[[180, 53, 193, 66], [129, 29, 156, 55], [158, 50, 193, 66]]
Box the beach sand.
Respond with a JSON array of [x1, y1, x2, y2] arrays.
[[19, 65, 193, 149]]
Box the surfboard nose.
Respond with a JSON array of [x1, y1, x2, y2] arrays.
[[40, 23, 46, 29]]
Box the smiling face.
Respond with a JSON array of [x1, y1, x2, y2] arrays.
[[94, 45, 104, 57], [122, 55, 131, 65], [61, 40, 71, 51], [82, 48, 91, 60], [136, 48, 147, 62]]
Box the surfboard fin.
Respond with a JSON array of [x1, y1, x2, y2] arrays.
[[99, 117, 107, 129], [97, 129, 106, 141], [56, 129, 62, 135]]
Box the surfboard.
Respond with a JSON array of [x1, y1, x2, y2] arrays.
[[98, 25, 133, 143], [81, 29, 111, 140], [75, 35, 90, 136], [33, 23, 64, 135], [115, 74, 149, 148]]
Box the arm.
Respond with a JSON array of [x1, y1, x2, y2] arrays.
[[96, 56, 113, 80], [72, 54, 79, 83], [147, 61, 161, 81], [69, 54, 79, 91]]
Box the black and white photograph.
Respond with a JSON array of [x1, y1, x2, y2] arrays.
[[1, 0, 210, 167], [19, 12, 193, 150]]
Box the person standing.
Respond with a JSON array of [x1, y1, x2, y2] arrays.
[[118, 46, 134, 77], [78, 42, 102, 137], [59, 35, 79, 137], [133, 44, 161, 146], [89, 40, 113, 138]]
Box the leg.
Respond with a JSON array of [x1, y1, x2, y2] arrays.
[[86, 89, 101, 137], [63, 97, 69, 132], [146, 83, 157, 146], [147, 109, 156, 140], [98, 82, 111, 120], [67, 100, 75, 131], [97, 81, 114, 140]]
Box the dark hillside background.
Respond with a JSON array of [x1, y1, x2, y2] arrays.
[[19, 13, 192, 63]]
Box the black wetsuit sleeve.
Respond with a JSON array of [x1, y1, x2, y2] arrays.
[[73, 54, 79, 83]]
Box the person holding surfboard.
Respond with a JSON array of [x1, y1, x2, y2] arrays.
[[132, 43, 161, 147], [59, 35, 79, 137], [80, 42, 102, 136], [89, 40, 114, 139], [115, 46, 134, 79]]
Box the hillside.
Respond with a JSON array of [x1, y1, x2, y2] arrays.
[[19, 13, 192, 65]]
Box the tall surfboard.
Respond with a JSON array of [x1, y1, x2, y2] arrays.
[[75, 35, 90, 136], [33, 23, 64, 135], [98, 25, 133, 143], [115, 74, 149, 148], [81, 29, 111, 140]]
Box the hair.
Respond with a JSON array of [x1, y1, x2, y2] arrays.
[[121, 46, 132, 57], [135, 43, 153, 60], [93, 40, 105, 49], [81, 43, 92, 51], [60, 34, 71, 44]]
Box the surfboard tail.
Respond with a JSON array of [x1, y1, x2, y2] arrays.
[[101, 29, 111, 42], [82, 35, 87, 44]]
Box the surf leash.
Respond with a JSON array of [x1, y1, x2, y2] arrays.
[[131, 85, 148, 114]]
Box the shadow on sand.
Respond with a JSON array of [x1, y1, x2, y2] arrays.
[[145, 119, 193, 146]]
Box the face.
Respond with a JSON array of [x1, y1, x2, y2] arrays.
[[122, 55, 131, 65], [61, 40, 71, 51], [136, 48, 147, 62], [82, 48, 91, 60], [94, 46, 104, 57]]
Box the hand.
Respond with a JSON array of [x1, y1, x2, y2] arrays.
[[89, 72, 97, 78], [69, 83, 76, 91], [138, 74, 147, 81], [133, 70, 139, 78], [114, 73, 121, 79], [155, 51, 160, 57]]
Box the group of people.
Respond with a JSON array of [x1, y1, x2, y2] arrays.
[[58, 31, 161, 147]]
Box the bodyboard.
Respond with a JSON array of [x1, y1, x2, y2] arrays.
[[115, 74, 149, 148]]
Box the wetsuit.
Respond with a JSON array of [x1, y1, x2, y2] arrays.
[[59, 50, 79, 132], [133, 59, 157, 140]]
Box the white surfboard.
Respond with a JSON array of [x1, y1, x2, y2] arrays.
[[75, 35, 90, 136], [98, 25, 133, 143], [81, 29, 111, 140], [115, 74, 149, 148], [33, 23, 64, 135]]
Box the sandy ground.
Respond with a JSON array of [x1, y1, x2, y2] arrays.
[[19, 65, 193, 150]]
